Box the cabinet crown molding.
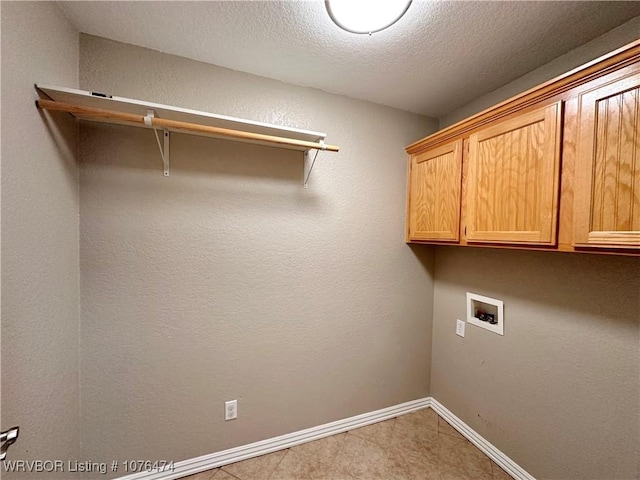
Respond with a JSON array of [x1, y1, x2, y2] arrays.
[[406, 39, 640, 155]]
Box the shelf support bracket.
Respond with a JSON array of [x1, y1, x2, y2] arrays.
[[303, 140, 326, 188], [146, 110, 170, 177], [161, 128, 170, 177]]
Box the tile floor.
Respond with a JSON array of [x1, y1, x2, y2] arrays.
[[180, 408, 512, 480]]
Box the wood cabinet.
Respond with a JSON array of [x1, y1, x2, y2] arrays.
[[573, 71, 640, 249], [407, 140, 462, 242], [466, 102, 562, 245], [405, 39, 640, 255]]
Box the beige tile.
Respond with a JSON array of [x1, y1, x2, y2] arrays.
[[439, 433, 493, 480], [491, 461, 513, 480], [179, 469, 218, 480], [438, 416, 464, 439], [386, 446, 440, 480], [332, 433, 403, 480], [390, 410, 438, 457], [213, 471, 241, 480], [268, 450, 328, 480], [348, 418, 396, 448], [321, 465, 356, 480], [290, 433, 346, 466], [395, 408, 438, 434], [221, 450, 287, 480]]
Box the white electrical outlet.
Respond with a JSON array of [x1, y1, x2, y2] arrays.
[[456, 319, 465, 337], [225, 400, 237, 421]]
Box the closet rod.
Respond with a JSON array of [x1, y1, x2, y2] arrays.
[[36, 99, 340, 152]]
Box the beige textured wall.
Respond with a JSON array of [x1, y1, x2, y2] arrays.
[[78, 35, 437, 470], [440, 15, 640, 128], [1, 2, 80, 476], [431, 248, 639, 479], [431, 22, 640, 479]]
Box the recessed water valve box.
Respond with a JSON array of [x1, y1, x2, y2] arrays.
[[466, 292, 504, 335]]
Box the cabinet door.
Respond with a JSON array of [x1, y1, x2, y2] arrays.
[[573, 72, 640, 248], [408, 140, 462, 242], [466, 102, 562, 245]]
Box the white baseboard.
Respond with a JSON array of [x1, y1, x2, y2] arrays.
[[117, 398, 431, 480], [429, 398, 535, 480], [117, 396, 535, 480]]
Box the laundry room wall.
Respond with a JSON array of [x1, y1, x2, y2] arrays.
[[1, 2, 80, 477], [430, 18, 640, 480], [78, 35, 437, 470]]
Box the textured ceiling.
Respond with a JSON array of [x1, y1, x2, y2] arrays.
[[58, 1, 640, 118]]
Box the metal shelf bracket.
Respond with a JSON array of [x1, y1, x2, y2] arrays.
[[145, 110, 170, 176], [303, 140, 327, 188]]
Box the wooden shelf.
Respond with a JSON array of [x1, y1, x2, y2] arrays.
[[35, 85, 339, 153]]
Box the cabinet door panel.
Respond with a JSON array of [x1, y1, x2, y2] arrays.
[[574, 72, 640, 248], [408, 140, 462, 242], [466, 102, 562, 245]]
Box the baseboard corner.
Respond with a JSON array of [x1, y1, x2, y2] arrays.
[[116, 396, 534, 480], [429, 397, 535, 480]]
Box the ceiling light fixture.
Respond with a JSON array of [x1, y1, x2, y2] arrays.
[[325, 0, 412, 35]]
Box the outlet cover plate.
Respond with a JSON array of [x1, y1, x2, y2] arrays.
[[456, 319, 465, 337], [225, 400, 237, 421]]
